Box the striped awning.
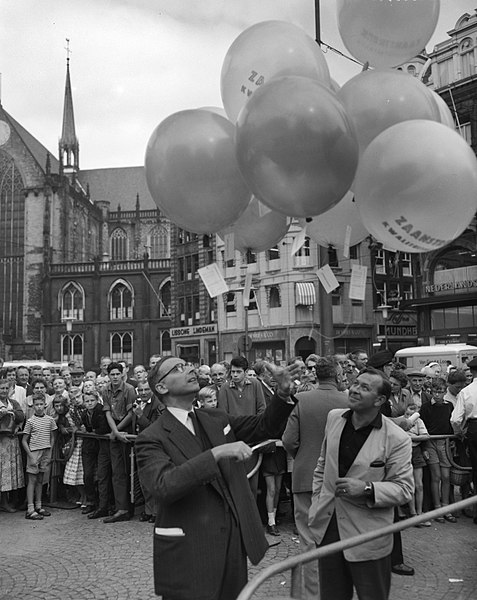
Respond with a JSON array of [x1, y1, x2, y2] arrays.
[[295, 282, 316, 306]]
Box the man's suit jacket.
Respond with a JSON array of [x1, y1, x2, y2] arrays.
[[283, 383, 349, 493], [309, 408, 413, 562], [135, 394, 294, 600], [131, 395, 165, 433]]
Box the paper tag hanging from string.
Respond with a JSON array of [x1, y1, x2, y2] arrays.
[[343, 225, 352, 259], [316, 264, 340, 294], [224, 233, 235, 263], [198, 263, 229, 298], [290, 227, 307, 256], [349, 264, 367, 301]]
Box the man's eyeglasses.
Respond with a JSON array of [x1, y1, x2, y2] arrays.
[[156, 362, 187, 384]]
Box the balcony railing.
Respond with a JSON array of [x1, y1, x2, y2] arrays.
[[49, 258, 170, 275]]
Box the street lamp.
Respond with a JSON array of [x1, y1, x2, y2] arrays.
[[376, 305, 392, 349]]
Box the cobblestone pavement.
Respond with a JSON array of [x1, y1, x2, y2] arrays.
[[1, 503, 477, 600]]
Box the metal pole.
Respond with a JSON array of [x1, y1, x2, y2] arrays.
[[244, 306, 249, 362], [314, 0, 334, 357]]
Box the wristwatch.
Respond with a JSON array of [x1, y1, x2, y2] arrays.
[[363, 481, 374, 497]]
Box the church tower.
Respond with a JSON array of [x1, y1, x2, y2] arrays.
[[59, 43, 79, 175]]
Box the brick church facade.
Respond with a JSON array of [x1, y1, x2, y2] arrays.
[[0, 58, 172, 369]]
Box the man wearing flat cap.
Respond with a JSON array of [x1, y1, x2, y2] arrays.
[[451, 356, 477, 521], [405, 369, 431, 409], [135, 356, 300, 600]]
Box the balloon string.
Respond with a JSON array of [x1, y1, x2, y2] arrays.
[[320, 41, 364, 67]]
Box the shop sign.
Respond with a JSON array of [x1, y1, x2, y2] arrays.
[[426, 265, 477, 294], [170, 324, 217, 338]]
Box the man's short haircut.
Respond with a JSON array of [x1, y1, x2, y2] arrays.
[[230, 356, 248, 371], [251, 360, 270, 377], [198, 386, 217, 400], [431, 377, 447, 391], [447, 369, 468, 385], [350, 349, 367, 359], [361, 367, 392, 400], [388, 369, 408, 388], [31, 377, 47, 388], [147, 356, 177, 395], [314, 357, 337, 381], [107, 361, 124, 374]]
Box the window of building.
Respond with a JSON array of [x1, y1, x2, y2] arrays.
[[296, 237, 310, 257], [332, 288, 342, 306], [159, 280, 171, 317], [225, 292, 236, 313], [349, 244, 360, 260], [375, 281, 387, 306], [61, 334, 83, 364], [430, 305, 477, 331], [178, 257, 185, 281], [110, 228, 128, 260], [161, 331, 172, 355], [177, 229, 197, 244], [328, 247, 339, 268], [460, 123, 471, 145], [407, 65, 416, 77], [203, 235, 211, 248], [60, 282, 85, 321], [387, 282, 400, 306], [267, 285, 281, 308], [375, 249, 385, 274], [267, 246, 280, 262], [149, 225, 170, 259], [460, 38, 475, 79], [193, 295, 200, 323], [247, 290, 258, 311], [245, 249, 257, 264], [401, 282, 413, 302], [401, 252, 412, 276], [109, 280, 134, 320], [110, 331, 133, 364], [178, 298, 186, 325]]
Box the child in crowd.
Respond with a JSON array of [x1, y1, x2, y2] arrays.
[[197, 386, 218, 409], [404, 403, 431, 526], [63, 387, 86, 506], [420, 377, 456, 523], [81, 391, 111, 516], [50, 397, 74, 501], [22, 396, 57, 520]]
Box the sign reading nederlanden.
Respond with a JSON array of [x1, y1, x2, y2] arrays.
[[171, 324, 217, 338], [425, 266, 477, 294]]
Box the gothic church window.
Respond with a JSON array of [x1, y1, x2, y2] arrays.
[[109, 279, 134, 320], [60, 282, 85, 321], [110, 228, 128, 260]]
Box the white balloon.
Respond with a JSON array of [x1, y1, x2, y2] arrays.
[[337, 0, 440, 68], [355, 120, 477, 253], [303, 192, 369, 249]]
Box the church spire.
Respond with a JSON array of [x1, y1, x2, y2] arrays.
[[59, 39, 79, 175]]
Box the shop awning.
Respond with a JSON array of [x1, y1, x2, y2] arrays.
[[295, 282, 316, 306]]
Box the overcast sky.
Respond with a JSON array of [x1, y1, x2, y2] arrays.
[[0, 0, 472, 170]]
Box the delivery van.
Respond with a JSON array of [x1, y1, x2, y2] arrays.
[[394, 344, 477, 371]]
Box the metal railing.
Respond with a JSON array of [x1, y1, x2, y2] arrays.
[[237, 495, 477, 600]]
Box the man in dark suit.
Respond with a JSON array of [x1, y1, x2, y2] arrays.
[[135, 356, 298, 600], [283, 357, 349, 599]]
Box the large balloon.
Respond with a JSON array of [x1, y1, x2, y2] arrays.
[[235, 76, 359, 218], [337, 70, 440, 155], [354, 120, 477, 253], [337, 0, 440, 68], [303, 192, 369, 249], [218, 196, 290, 253], [221, 20, 330, 122], [145, 110, 250, 234]]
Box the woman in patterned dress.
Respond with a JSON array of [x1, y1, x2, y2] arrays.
[[0, 377, 25, 512]]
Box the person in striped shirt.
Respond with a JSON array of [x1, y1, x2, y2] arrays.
[[22, 396, 57, 520]]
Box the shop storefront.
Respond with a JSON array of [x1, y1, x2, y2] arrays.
[[170, 324, 218, 366]]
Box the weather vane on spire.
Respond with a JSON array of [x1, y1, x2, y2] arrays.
[[65, 38, 72, 63]]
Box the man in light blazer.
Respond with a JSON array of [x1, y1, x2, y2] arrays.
[[282, 357, 348, 599], [309, 367, 413, 600], [135, 356, 299, 600]]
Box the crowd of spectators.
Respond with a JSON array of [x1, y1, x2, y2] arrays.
[[0, 349, 475, 534]]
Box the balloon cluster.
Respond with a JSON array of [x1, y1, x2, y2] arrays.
[[145, 2, 477, 254]]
